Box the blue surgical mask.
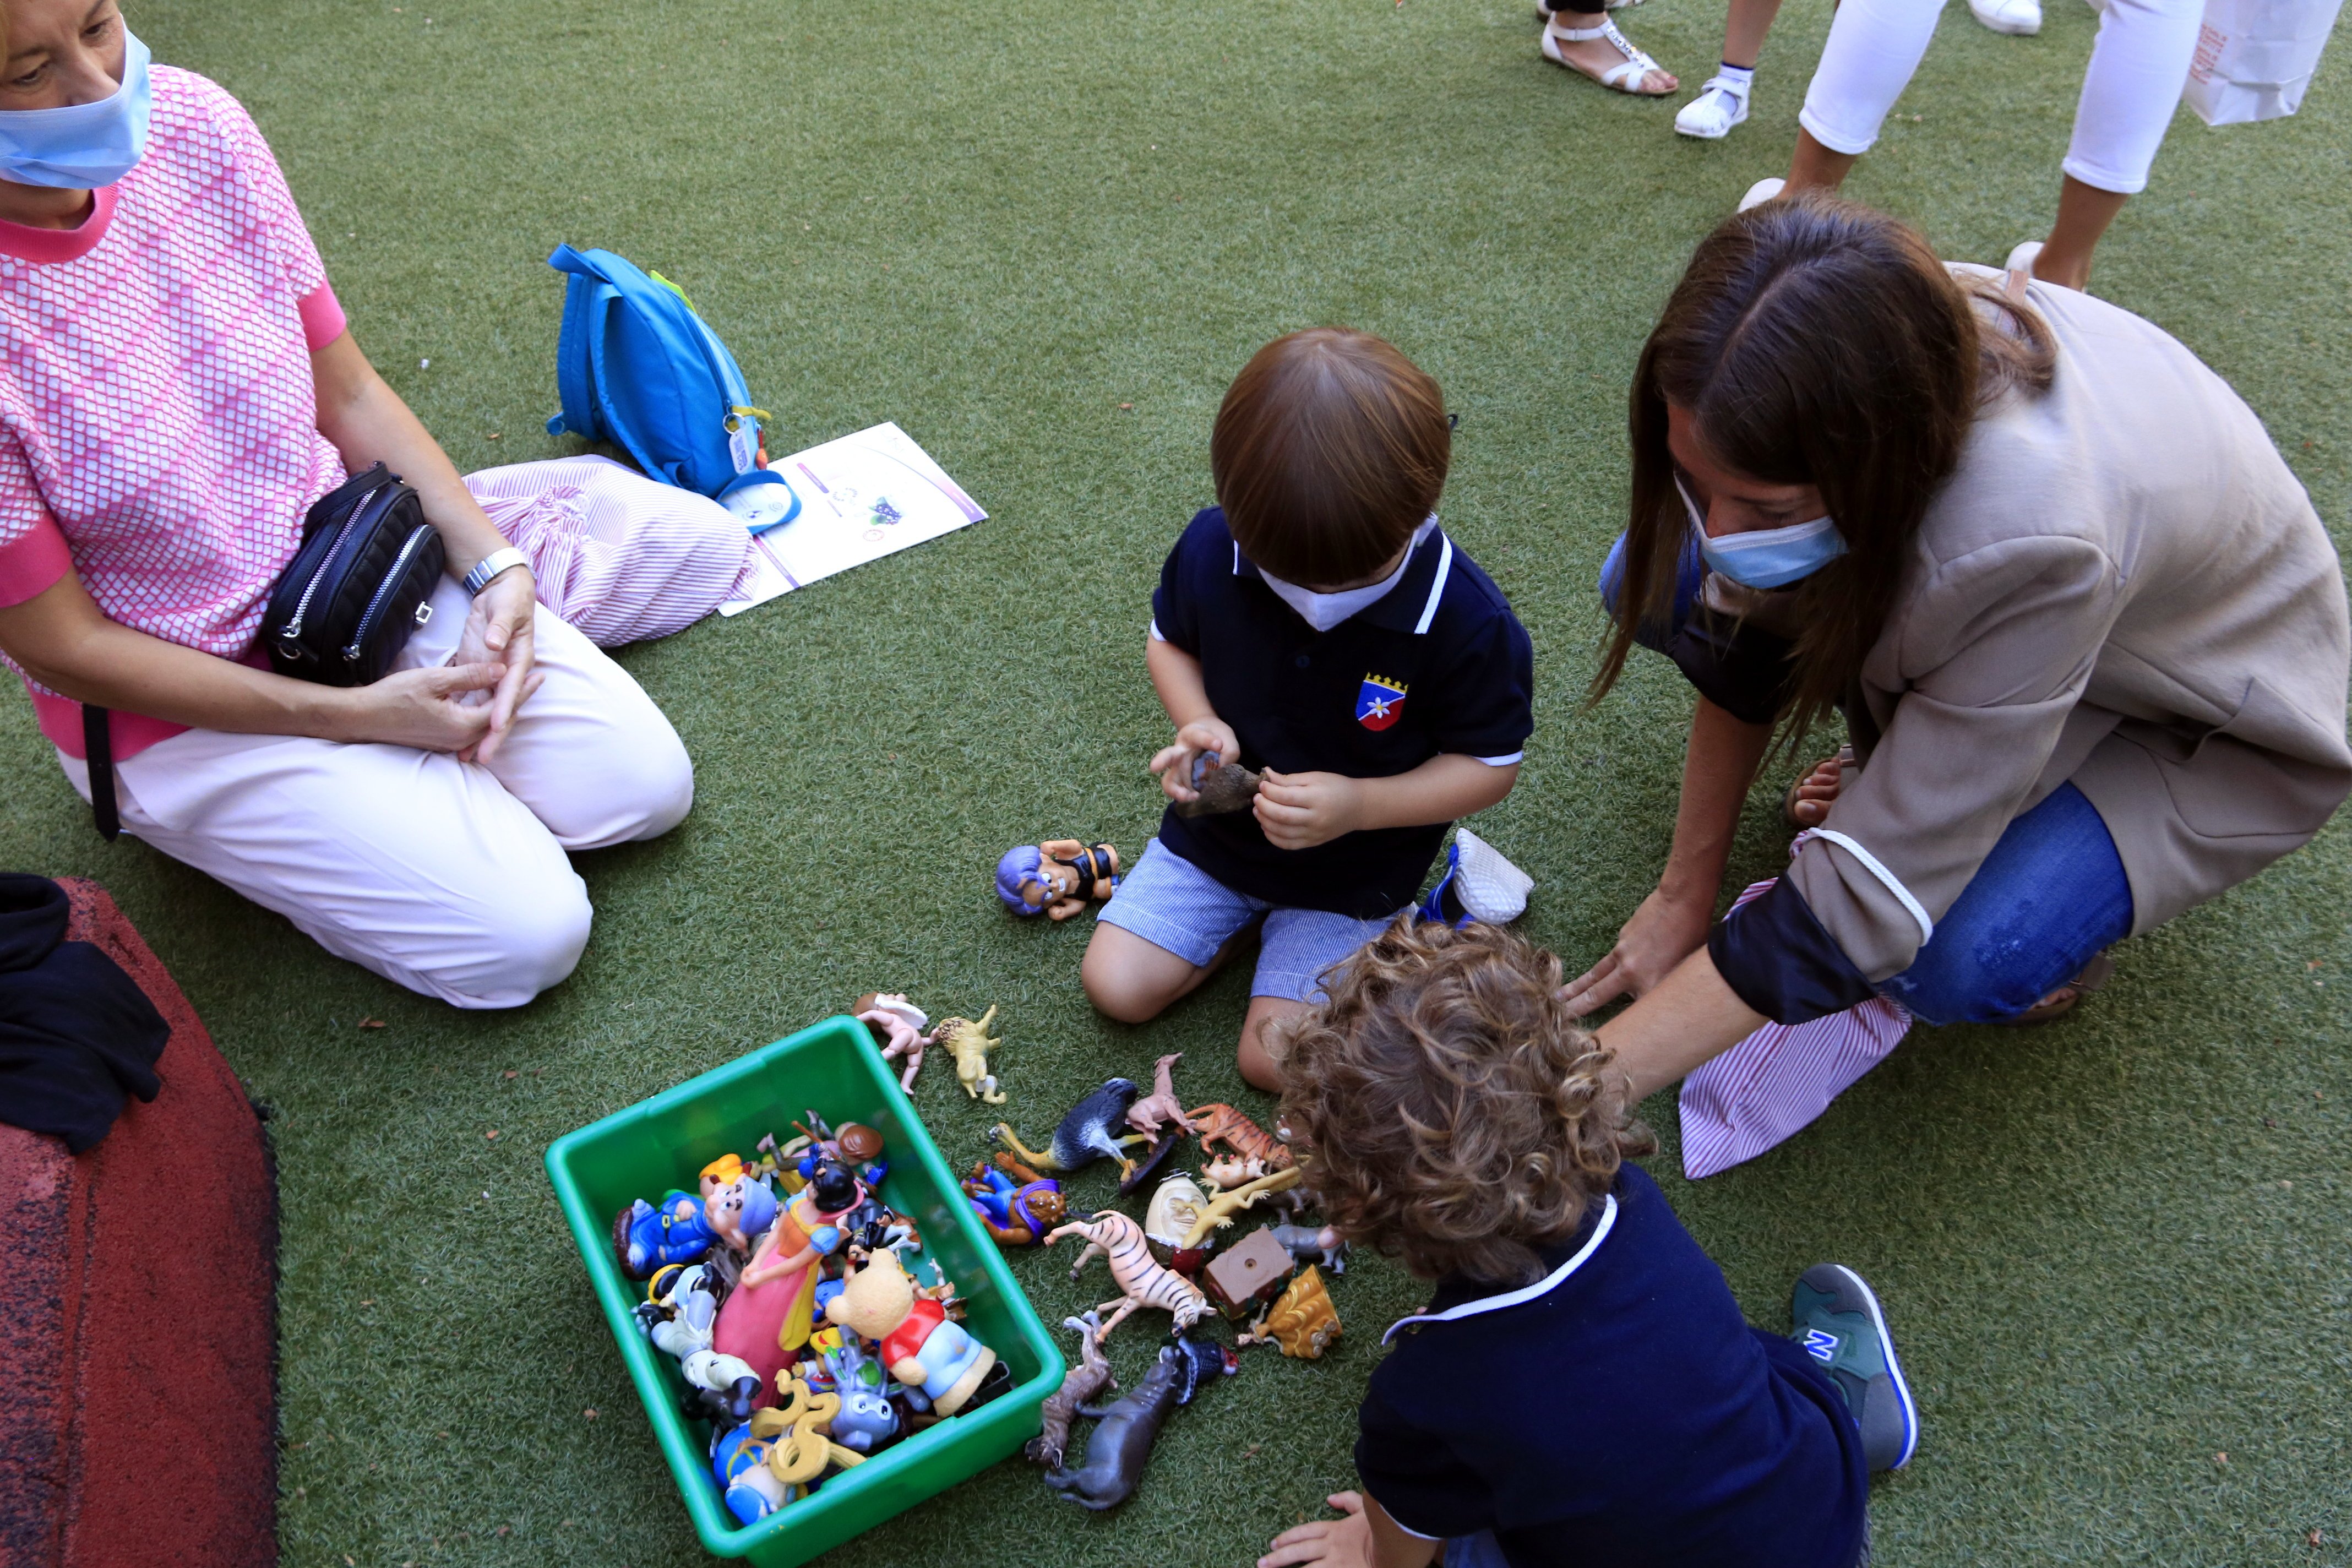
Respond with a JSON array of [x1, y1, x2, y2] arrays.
[[0, 30, 154, 191], [1679, 477, 1847, 590]]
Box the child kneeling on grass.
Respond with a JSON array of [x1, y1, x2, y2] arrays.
[[1258, 919, 1915, 1568], [1082, 327, 1533, 1091]]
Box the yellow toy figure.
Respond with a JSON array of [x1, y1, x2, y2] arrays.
[[935, 1006, 1006, 1103], [824, 1248, 999, 1417]]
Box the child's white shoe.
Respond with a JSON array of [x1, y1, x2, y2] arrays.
[[1967, 0, 2043, 33], [1421, 827, 1535, 926], [1738, 176, 1785, 212], [1675, 77, 1752, 139]]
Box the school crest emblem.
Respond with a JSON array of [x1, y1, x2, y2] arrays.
[[1355, 674, 1408, 732]]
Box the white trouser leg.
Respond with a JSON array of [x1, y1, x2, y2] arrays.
[[2062, 0, 2202, 193], [58, 584, 693, 1008], [1799, 0, 1948, 155]]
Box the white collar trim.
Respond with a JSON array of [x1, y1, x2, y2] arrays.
[[1380, 1193, 1618, 1346]]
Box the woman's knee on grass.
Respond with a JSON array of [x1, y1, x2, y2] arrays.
[[416, 865, 595, 1010]]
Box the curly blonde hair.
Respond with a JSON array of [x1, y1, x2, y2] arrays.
[[1273, 917, 1652, 1285]]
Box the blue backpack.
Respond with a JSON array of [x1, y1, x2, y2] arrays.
[[543, 244, 768, 498]]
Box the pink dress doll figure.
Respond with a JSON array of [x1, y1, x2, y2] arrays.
[[712, 1161, 863, 1406]]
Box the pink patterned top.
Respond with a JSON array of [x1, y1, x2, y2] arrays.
[[0, 66, 350, 760]]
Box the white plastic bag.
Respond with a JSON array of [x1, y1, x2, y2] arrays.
[[2183, 0, 2345, 124]]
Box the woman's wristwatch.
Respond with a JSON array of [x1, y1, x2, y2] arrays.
[[461, 546, 533, 597]]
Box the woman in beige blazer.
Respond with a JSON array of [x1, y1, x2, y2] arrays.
[[1567, 194, 2351, 1102]]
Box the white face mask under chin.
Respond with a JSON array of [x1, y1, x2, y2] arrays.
[[1259, 519, 1436, 632]]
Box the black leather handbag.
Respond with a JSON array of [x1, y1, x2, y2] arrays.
[[260, 461, 447, 686], [84, 463, 447, 840]]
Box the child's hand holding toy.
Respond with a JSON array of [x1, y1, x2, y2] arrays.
[[1151, 718, 1242, 806], [1253, 770, 1368, 850]]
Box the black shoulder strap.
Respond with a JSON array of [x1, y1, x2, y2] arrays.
[[83, 703, 119, 841]]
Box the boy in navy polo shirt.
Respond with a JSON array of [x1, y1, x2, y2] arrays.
[[1258, 919, 1915, 1568], [1081, 328, 1534, 1090]]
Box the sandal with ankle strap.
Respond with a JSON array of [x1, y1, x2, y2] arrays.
[[1541, 17, 1674, 95], [1783, 744, 1858, 829]]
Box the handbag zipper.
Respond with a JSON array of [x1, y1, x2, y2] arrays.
[[279, 478, 386, 649], [342, 524, 435, 665]]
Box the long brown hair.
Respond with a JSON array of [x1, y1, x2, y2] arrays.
[[1273, 917, 1652, 1286], [1211, 327, 1451, 587], [1592, 193, 2055, 744]]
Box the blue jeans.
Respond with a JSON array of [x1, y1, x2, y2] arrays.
[[1597, 532, 2136, 1027]]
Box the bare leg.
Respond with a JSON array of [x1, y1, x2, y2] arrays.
[[1787, 127, 1860, 192], [2029, 176, 2131, 290], [1237, 995, 1310, 1093], [1724, 0, 1788, 69], [1081, 919, 1256, 1024]]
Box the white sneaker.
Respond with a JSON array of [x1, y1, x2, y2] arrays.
[[1675, 78, 1752, 139], [1451, 828, 1536, 924], [2004, 239, 2044, 275], [1738, 176, 1785, 212], [1967, 0, 2042, 34]]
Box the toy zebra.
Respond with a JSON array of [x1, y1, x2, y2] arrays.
[[1044, 1210, 1210, 1341]]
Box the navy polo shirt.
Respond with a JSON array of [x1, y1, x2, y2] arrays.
[[1355, 1164, 1869, 1568], [1150, 508, 1534, 918]]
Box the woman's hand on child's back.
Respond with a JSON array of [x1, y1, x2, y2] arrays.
[[1255, 770, 1366, 850], [1152, 718, 1243, 804]]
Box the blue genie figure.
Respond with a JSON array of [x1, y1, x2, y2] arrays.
[[994, 840, 1121, 921]]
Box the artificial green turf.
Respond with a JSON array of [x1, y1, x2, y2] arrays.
[[8, 0, 2350, 1562]]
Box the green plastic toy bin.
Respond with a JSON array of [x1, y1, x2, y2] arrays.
[[545, 1015, 1064, 1566]]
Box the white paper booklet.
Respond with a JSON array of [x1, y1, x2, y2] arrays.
[[718, 422, 986, 616]]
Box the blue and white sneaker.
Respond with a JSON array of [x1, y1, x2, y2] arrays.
[[1418, 827, 1534, 927], [1792, 1262, 1919, 1472]]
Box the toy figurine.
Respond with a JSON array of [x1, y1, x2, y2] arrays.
[[790, 1112, 889, 1189], [997, 840, 1121, 920], [1124, 1053, 1188, 1144], [1026, 1311, 1115, 1469], [993, 1078, 1152, 1184], [1240, 1264, 1342, 1359], [1040, 1336, 1237, 1510], [714, 1420, 792, 1524], [1186, 1102, 1294, 1175], [714, 1159, 864, 1406], [1201, 1226, 1297, 1321], [636, 1262, 767, 1428], [1269, 1221, 1349, 1275], [699, 1152, 748, 1199], [613, 1189, 718, 1280], [809, 1327, 901, 1455], [962, 1156, 1068, 1246], [704, 1175, 781, 1256], [1177, 1166, 1304, 1250], [1045, 1209, 1210, 1341], [935, 1006, 1006, 1103], [1170, 752, 1262, 819], [824, 1247, 1000, 1417], [853, 992, 934, 1092], [752, 1372, 870, 1485]]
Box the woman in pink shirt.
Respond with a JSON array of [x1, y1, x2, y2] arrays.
[[0, 0, 703, 1006]]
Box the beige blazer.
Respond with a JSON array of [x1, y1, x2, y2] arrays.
[[1782, 269, 2351, 982]]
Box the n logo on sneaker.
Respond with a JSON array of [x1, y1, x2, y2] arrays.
[[1802, 1328, 1839, 1364]]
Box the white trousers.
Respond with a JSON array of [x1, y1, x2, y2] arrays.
[[1800, 0, 2203, 194], [58, 579, 693, 1009]]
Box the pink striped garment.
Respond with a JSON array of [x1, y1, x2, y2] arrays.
[[463, 456, 754, 647], [1677, 843, 1915, 1179]]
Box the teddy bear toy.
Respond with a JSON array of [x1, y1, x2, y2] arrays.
[[823, 1248, 998, 1417], [995, 840, 1120, 920]]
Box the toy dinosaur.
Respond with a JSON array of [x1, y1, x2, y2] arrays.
[[1186, 1102, 1294, 1176], [935, 1006, 1005, 1103], [1124, 1053, 1187, 1143], [1027, 1310, 1115, 1468], [1170, 752, 1262, 819], [1041, 1335, 1237, 1510], [997, 840, 1122, 920], [1046, 1209, 1210, 1340], [993, 1079, 1150, 1182], [1177, 1166, 1304, 1251], [1239, 1264, 1342, 1359], [853, 992, 934, 1092]]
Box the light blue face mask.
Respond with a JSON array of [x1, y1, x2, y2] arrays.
[[1679, 476, 1848, 590], [0, 30, 154, 191]]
